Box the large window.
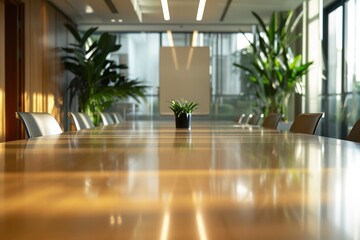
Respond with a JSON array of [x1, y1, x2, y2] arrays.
[[325, 5, 344, 138], [323, 0, 360, 139], [344, 0, 360, 131], [108, 32, 254, 120]]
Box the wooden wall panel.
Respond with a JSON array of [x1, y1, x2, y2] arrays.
[[20, 0, 70, 135], [22, 0, 44, 112], [43, 4, 59, 125], [43, 3, 71, 131], [160, 47, 211, 115], [0, 0, 72, 141], [0, 0, 5, 142]]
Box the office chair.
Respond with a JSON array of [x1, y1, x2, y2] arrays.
[[289, 113, 323, 135], [262, 113, 282, 129], [237, 114, 247, 124], [346, 118, 360, 143], [247, 114, 261, 125], [111, 112, 124, 124], [16, 112, 63, 138], [99, 112, 115, 126], [69, 112, 94, 130]]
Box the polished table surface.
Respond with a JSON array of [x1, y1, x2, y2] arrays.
[[1, 121, 360, 240]]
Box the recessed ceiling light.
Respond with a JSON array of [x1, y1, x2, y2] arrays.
[[85, 4, 94, 14], [110, 19, 123, 23], [196, 0, 206, 21], [161, 0, 170, 21]]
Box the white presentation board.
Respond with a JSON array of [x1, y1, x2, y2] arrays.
[[159, 47, 210, 115]]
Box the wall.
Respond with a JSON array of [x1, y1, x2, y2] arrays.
[[23, 0, 44, 113], [42, 2, 72, 130], [0, 0, 71, 141], [23, 0, 71, 129], [0, 0, 5, 141], [159, 47, 211, 115]]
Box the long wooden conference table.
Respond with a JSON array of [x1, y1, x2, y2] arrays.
[[1, 121, 360, 239]]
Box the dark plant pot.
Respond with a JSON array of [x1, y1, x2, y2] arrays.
[[175, 113, 191, 129]]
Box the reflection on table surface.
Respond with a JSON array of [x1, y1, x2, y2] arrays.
[[1, 121, 360, 240]]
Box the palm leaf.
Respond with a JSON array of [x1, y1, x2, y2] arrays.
[[61, 24, 148, 123], [233, 10, 313, 117]]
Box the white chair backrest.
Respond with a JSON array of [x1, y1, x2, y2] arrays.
[[69, 112, 94, 130], [16, 112, 63, 138], [99, 112, 115, 126], [111, 112, 124, 124]]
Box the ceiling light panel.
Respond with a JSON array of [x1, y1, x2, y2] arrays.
[[161, 0, 170, 20], [85, 4, 94, 13], [196, 0, 206, 21]]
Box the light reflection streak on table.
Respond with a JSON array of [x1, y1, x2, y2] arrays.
[[1, 121, 360, 240]]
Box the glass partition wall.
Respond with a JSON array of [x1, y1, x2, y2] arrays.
[[88, 0, 360, 139], [107, 32, 254, 121]]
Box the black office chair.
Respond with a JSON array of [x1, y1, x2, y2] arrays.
[[69, 112, 94, 130], [99, 112, 115, 126], [16, 112, 63, 138], [262, 113, 282, 129], [347, 118, 360, 143], [289, 113, 323, 135], [247, 114, 261, 125]]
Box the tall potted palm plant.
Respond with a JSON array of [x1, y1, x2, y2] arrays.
[[234, 11, 313, 118], [61, 23, 147, 125]]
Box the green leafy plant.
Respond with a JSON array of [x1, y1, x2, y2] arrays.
[[234, 11, 313, 118], [61, 23, 147, 125], [169, 99, 198, 117]]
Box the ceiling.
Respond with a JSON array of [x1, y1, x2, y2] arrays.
[[48, 0, 335, 32]]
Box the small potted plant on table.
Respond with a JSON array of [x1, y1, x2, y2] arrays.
[[169, 99, 198, 129]]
